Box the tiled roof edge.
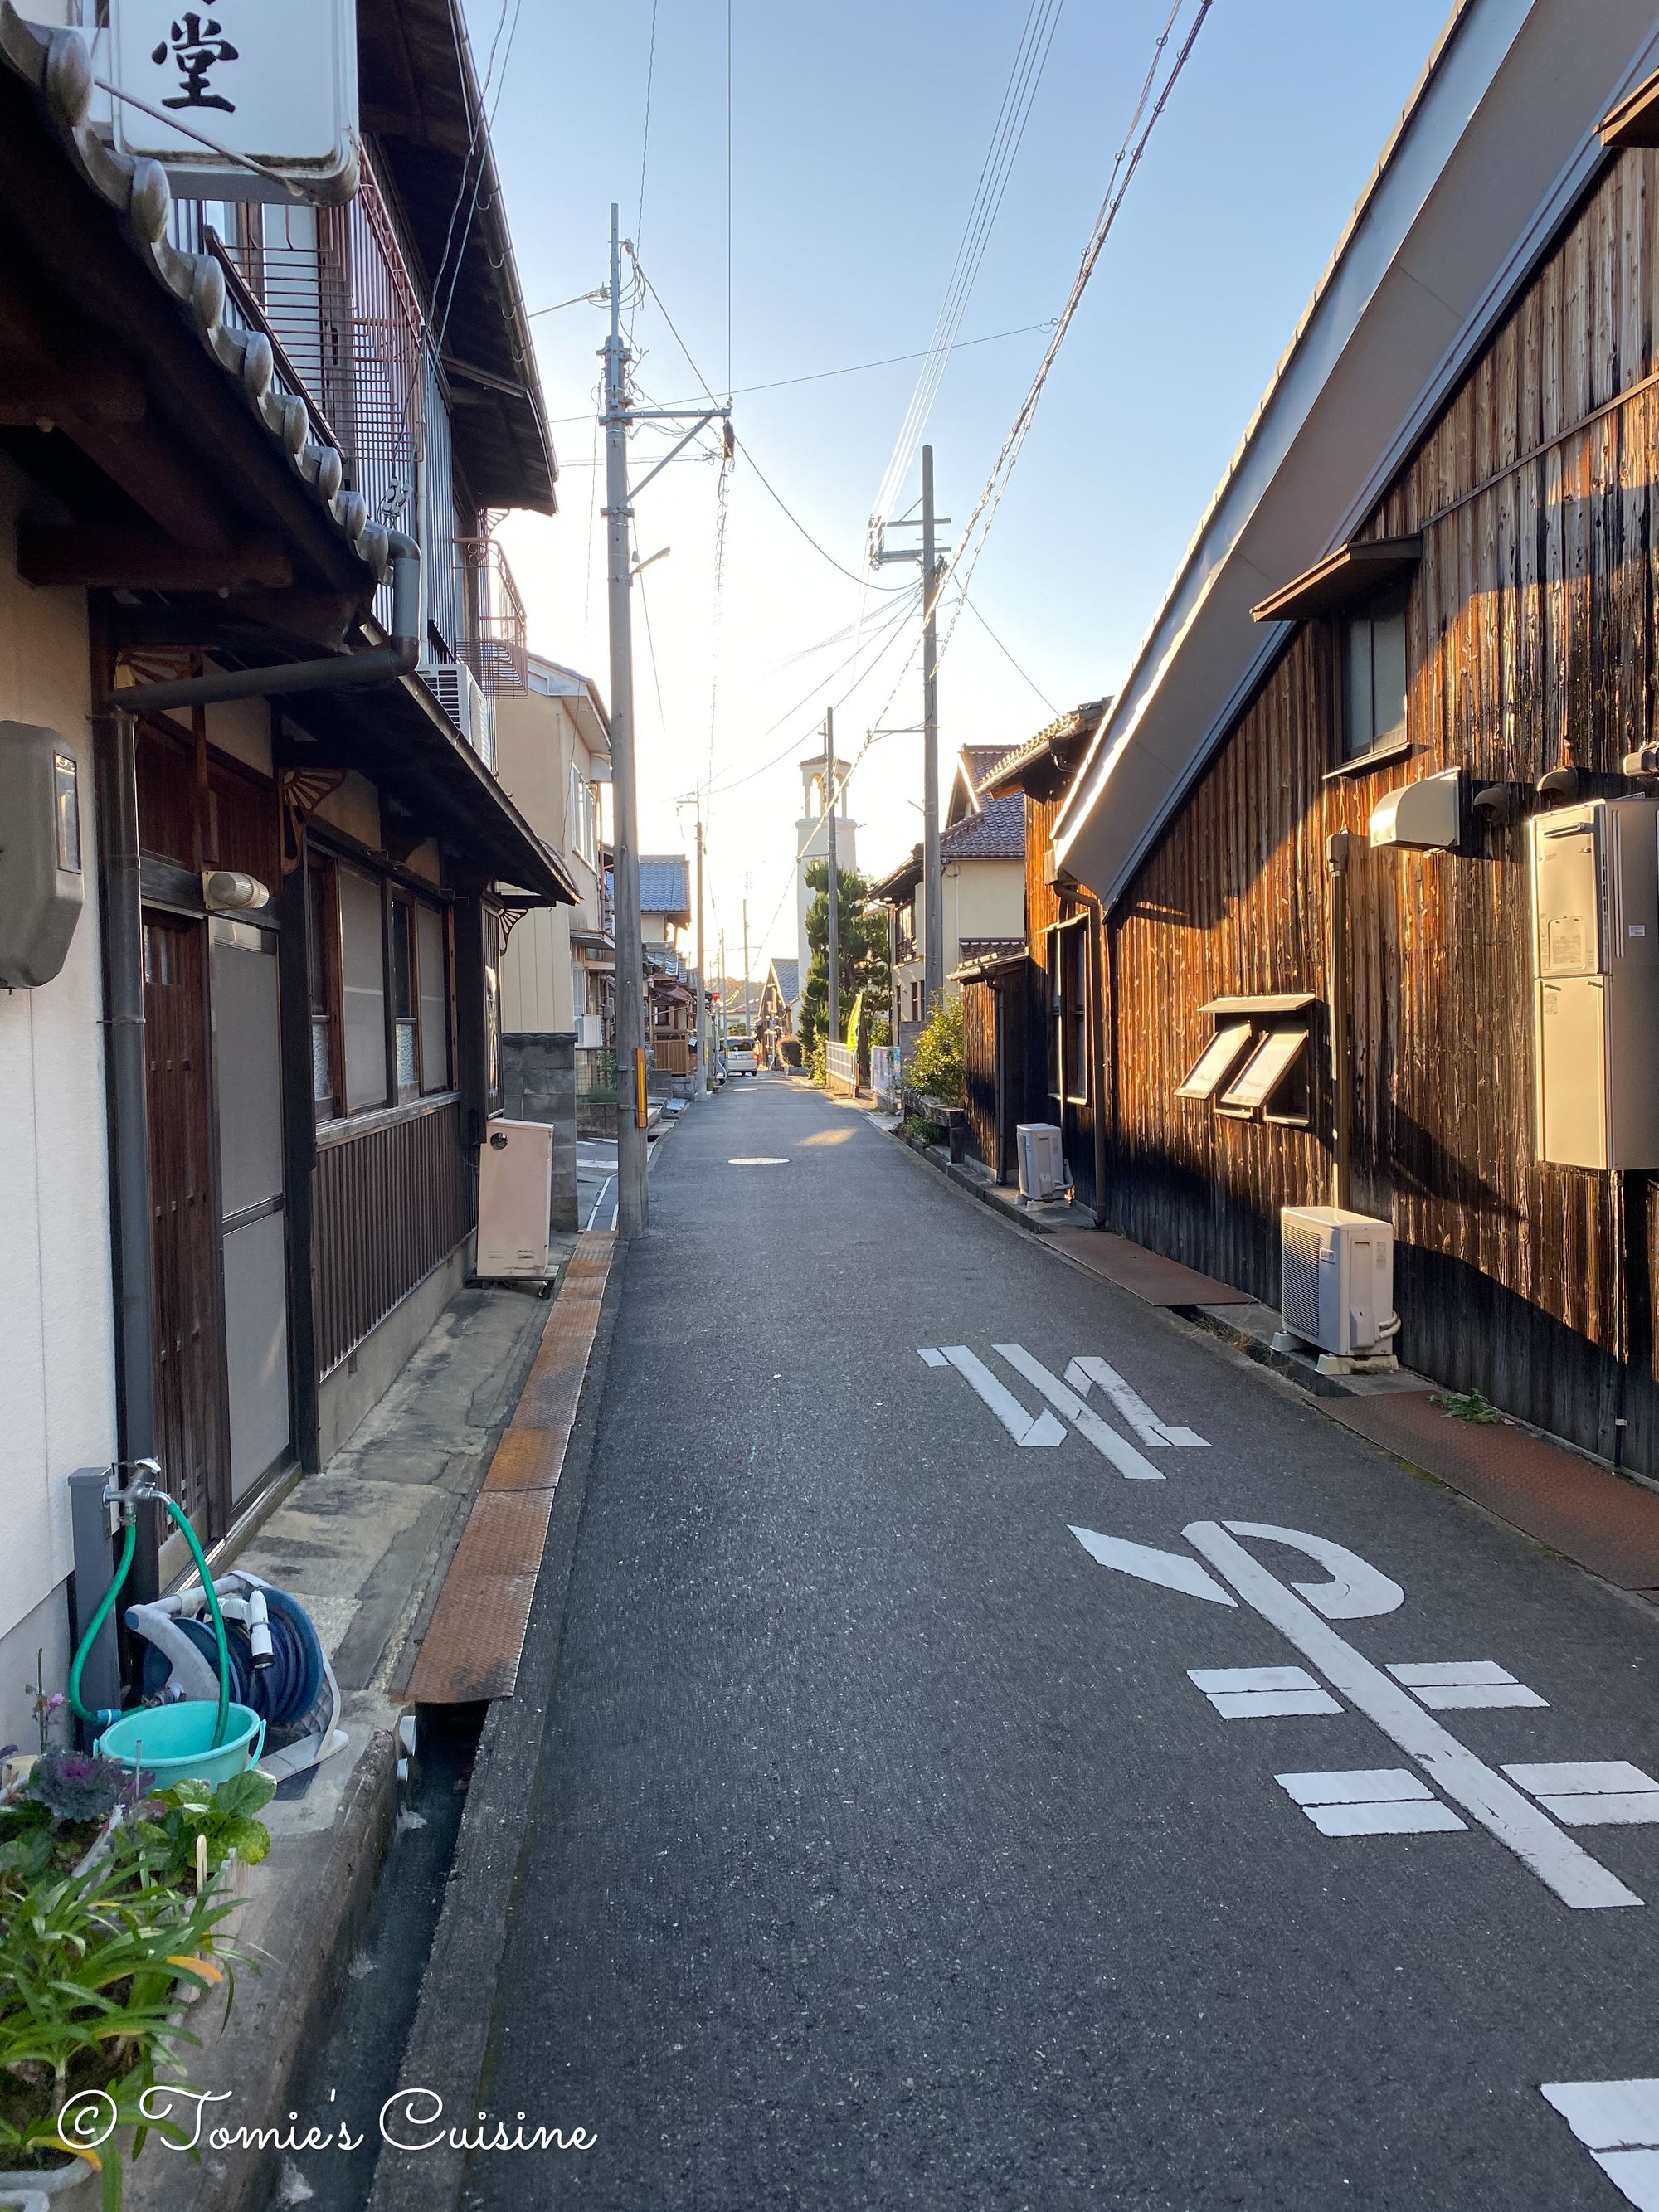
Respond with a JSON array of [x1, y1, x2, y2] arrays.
[[0, 7, 387, 578]]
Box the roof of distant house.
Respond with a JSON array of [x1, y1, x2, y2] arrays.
[[766, 957, 801, 1005], [980, 700, 1111, 800], [639, 855, 692, 921], [941, 790, 1026, 861]]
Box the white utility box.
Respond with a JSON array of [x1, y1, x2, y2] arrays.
[[1531, 797, 1659, 1169], [1017, 1122, 1064, 1202], [476, 1119, 554, 1279], [1278, 1205, 1397, 1359]]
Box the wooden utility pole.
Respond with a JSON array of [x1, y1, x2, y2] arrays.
[[825, 705, 840, 1043]]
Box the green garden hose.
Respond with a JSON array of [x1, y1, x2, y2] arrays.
[[68, 1488, 231, 1749]]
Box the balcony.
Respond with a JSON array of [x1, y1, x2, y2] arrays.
[[457, 536, 529, 700]]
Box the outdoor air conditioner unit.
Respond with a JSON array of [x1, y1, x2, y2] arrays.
[[1017, 1121, 1064, 1202], [575, 1013, 607, 1049], [423, 662, 497, 772], [1278, 1205, 1398, 1360], [476, 1118, 553, 1280]]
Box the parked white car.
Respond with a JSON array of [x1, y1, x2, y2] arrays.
[[725, 1030, 758, 1074]]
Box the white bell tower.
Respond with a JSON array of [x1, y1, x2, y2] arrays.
[[795, 751, 856, 983]]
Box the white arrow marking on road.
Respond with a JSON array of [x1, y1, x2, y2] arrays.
[[937, 1346, 1066, 1446], [1064, 1356, 1209, 1448], [1223, 1521, 1404, 1620], [1069, 1525, 1236, 1605], [1181, 1520, 1641, 1911], [1541, 2080, 1659, 2209], [995, 1345, 1164, 1479]]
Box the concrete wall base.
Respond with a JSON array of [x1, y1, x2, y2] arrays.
[[316, 1242, 473, 1468], [502, 1031, 578, 1232], [0, 1578, 71, 1757]]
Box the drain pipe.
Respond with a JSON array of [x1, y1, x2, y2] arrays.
[[1326, 830, 1353, 1212], [96, 531, 421, 713]]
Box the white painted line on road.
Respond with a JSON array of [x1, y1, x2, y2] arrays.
[[995, 1345, 1165, 1480], [1069, 1526, 1236, 1606], [918, 1348, 950, 1369], [938, 1347, 1066, 1447], [1505, 1762, 1659, 1826], [1275, 1767, 1468, 1836], [1064, 1355, 1209, 1449], [1183, 1521, 1642, 1910], [1223, 1522, 1404, 1621], [584, 1175, 615, 1232], [1542, 2080, 1659, 2210], [1387, 1660, 1548, 1709], [729, 1157, 789, 1165], [1188, 1665, 1342, 1718]]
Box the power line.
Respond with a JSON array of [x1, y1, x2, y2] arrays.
[[542, 319, 1058, 424], [934, 0, 1214, 666], [633, 0, 661, 317], [870, 0, 1065, 544], [735, 438, 913, 594], [956, 593, 1056, 713]]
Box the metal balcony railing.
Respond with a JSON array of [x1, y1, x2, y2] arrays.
[[455, 536, 529, 699]]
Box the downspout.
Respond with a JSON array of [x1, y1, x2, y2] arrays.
[[1326, 830, 1353, 1211], [89, 532, 419, 1596], [96, 531, 421, 713], [91, 700, 160, 1606]]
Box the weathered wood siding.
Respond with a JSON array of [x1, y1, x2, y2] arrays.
[[963, 979, 997, 1169], [1108, 147, 1659, 1466]]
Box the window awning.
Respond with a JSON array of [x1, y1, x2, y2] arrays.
[[1177, 1022, 1255, 1101], [1250, 538, 1421, 626], [1199, 992, 1319, 1017], [1217, 1028, 1311, 1122]]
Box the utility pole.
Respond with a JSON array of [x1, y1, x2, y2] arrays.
[[742, 898, 752, 1033], [693, 795, 707, 1099], [600, 202, 730, 1232], [921, 445, 943, 1016], [871, 445, 949, 1015], [825, 705, 840, 1043]]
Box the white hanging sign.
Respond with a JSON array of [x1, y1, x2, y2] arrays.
[[108, 0, 359, 205]]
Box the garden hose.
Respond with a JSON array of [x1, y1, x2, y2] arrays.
[[67, 1485, 231, 1749]]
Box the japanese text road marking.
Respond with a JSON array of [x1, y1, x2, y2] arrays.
[[1072, 1518, 1642, 1910]]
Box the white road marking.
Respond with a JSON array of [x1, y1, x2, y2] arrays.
[[1388, 1660, 1548, 1709], [938, 1347, 1066, 1447], [1542, 2080, 1659, 2210], [1064, 1355, 1209, 1449], [995, 1345, 1164, 1480], [1188, 1665, 1342, 1718], [1069, 1526, 1236, 1606], [583, 1175, 615, 1232], [1505, 1762, 1659, 1826], [1222, 1522, 1404, 1621], [917, 1348, 950, 1369], [1181, 1520, 1642, 1910], [728, 1157, 789, 1165], [1275, 1767, 1468, 1836], [1209, 1689, 1343, 1719]]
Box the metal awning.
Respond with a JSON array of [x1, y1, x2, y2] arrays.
[[1250, 539, 1421, 626]]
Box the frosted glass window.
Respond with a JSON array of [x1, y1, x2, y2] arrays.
[[338, 866, 388, 1111], [417, 902, 450, 1091]]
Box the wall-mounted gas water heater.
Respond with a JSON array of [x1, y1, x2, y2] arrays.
[[1531, 795, 1659, 1169], [0, 722, 83, 989]]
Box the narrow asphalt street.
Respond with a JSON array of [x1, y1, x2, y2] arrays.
[[459, 1074, 1659, 2210]]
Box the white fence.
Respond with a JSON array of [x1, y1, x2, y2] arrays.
[[825, 1042, 859, 1096]]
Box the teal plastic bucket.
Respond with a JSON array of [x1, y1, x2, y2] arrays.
[[95, 1700, 265, 1787]]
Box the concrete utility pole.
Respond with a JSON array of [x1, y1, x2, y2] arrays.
[[825, 706, 840, 1043], [600, 202, 730, 1232], [742, 898, 752, 1033], [871, 445, 950, 1017], [693, 796, 707, 1099], [921, 445, 943, 1016]]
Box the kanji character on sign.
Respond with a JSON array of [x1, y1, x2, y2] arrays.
[[151, 12, 241, 114]]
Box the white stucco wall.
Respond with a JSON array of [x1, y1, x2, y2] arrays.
[[496, 692, 604, 1036], [0, 456, 119, 1750]]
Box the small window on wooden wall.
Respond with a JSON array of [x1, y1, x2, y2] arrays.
[[308, 853, 455, 1122], [1047, 919, 1090, 1105], [307, 855, 342, 1120], [1343, 586, 1408, 761], [391, 897, 420, 1101]]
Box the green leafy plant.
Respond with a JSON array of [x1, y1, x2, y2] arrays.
[[0, 1857, 236, 2199], [1429, 1388, 1503, 1425], [1, 1752, 136, 1884], [909, 995, 966, 1106], [123, 1772, 275, 1892], [809, 1037, 827, 1086]]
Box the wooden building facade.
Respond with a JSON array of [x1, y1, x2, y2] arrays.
[[1043, 12, 1659, 1478]]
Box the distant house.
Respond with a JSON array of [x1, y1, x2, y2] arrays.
[[759, 957, 801, 1056], [640, 856, 699, 1078], [873, 745, 1026, 1059]]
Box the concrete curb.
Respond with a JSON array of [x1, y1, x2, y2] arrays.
[[367, 1238, 630, 2212], [127, 1724, 400, 2212]]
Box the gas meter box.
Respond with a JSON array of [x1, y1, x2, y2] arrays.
[[1531, 795, 1659, 1169], [0, 722, 84, 989]]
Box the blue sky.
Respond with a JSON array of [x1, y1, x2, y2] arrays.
[[469, 0, 1449, 970]]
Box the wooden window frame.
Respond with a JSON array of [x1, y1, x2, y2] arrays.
[[1340, 584, 1410, 767], [307, 852, 344, 1123], [1048, 917, 1090, 1106], [309, 843, 459, 1127]]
